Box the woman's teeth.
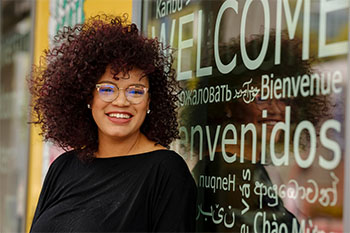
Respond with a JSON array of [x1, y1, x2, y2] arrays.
[[264, 120, 279, 126], [108, 113, 131, 119]]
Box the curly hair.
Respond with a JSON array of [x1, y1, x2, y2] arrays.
[[30, 14, 180, 160]]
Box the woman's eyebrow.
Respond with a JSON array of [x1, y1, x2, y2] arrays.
[[96, 81, 147, 87], [127, 83, 147, 87], [138, 74, 148, 81], [96, 80, 117, 85]]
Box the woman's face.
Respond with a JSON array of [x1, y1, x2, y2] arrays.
[[252, 98, 286, 141], [91, 66, 150, 141], [230, 96, 286, 141]]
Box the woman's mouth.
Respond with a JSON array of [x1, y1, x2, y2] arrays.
[[105, 112, 133, 123], [107, 113, 132, 119], [258, 119, 282, 126]]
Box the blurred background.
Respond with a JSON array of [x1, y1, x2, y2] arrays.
[[1, 1, 32, 232]]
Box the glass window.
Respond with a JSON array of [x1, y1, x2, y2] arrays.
[[141, 0, 349, 232]]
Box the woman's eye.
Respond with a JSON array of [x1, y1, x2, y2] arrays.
[[127, 87, 144, 95], [255, 95, 263, 102], [100, 86, 115, 93]]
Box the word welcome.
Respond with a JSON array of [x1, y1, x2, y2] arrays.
[[151, 0, 349, 80]]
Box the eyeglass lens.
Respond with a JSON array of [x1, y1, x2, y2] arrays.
[[97, 83, 146, 104]]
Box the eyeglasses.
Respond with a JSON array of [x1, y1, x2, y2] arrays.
[[95, 83, 148, 104]]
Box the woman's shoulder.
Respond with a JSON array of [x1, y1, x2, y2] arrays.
[[147, 149, 185, 163], [138, 139, 186, 168], [40, 150, 79, 187], [49, 150, 77, 169], [148, 149, 193, 181]]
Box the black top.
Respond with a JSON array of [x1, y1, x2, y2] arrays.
[[30, 149, 197, 232]]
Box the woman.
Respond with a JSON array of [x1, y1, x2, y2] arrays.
[[29, 15, 197, 232]]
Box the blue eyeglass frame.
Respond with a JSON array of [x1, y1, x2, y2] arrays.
[[95, 83, 149, 104]]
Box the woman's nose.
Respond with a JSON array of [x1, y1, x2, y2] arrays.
[[268, 99, 285, 113], [111, 90, 131, 106]]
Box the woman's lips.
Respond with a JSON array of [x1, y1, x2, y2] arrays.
[[105, 112, 133, 124], [258, 119, 283, 126]]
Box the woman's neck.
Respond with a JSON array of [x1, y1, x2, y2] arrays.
[[96, 131, 145, 158]]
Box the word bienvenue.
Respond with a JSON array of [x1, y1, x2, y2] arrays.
[[179, 70, 343, 106]]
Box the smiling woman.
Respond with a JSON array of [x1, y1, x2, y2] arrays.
[[28, 14, 197, 232], [91, 66, 153, 156]]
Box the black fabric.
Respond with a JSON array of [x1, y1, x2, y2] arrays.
[[30, 150, 197, 232]]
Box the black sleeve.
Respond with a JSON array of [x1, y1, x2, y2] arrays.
[[30, 162, 56, 229], [30, 152, 70, 231], [151, 153, 197, 232]]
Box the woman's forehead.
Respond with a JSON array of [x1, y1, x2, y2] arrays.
[[100, 66, 149, 84]]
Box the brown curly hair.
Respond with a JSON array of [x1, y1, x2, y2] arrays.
[[29, 14, 180, 160]]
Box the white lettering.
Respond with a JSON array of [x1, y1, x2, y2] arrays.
[[214, 0, 238, 74], [178, 13, 194, 81]]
